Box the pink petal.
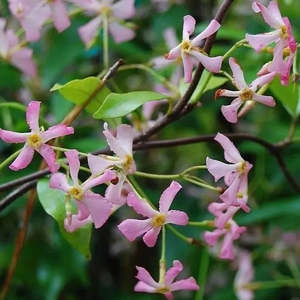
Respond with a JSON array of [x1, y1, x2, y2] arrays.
[[280, 54, 294, 86], [40, 124, 74, 143], [87, 154, 115, 175], [134, 282, 157, 293], [250, 71, 277, 91], [36, 144, 59, 173], [214, 132, 243, 163], [219, 175, 243, 207], [220, 232, 234, 260], [82, 192, 113, 228], [189, 50, 222, 73], [0, 129, 29, 143], [11, 48, 37, 77], [191, 19, 220, 46], [215, 206, 239, 230], [26, 101, 40, 132], [221, 98, 243, 123], [283, 17, 297, 53], [64, 215, 93, 233], [116, 124, 134, 155], [203, 229, 225, 246], [112, 0, 135, 19], [135, 266, 160, 288], [231, 222, 247, 240], [164, 292, 174, 300], [64, 150, 80, 186], [228, 58, 248, 90], [105, 177, 126, 205], [182, 15, 195, 40], [170, 277, 199, 291], [49, 173, 72, 193], [76, 200, 90, 221], [109, 22, 135, 44], [128, 192, 158, 217], [206, 157, 238, 182], [82, 169, 115, 192], [208, 202, 228, 217], [252, 1, 284, 28], [152, 56, 172, 69], [118, 219, 152, 241], [143, 226, 161, 247], [166, 210, 188, 226], [9, 144, 34, 171], [252, 94, 275, 107], [78, 16, 102, 47], [267, 40, 286, 73], [49, 0, 70, 32], [165, 260, 183, 286], [164, 44, 181, 60], [182, 53, 193, 83], [159, 181, 182, 213], [245, 30, 281, 53]]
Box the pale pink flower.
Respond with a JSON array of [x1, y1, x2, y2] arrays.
[[206, 133, 253, 208], [204, 220, 246, 260], [9, 0, 70, 41], [87, 122, 135, 205], [215, 58, 276, 123], [164, 15, 222, 83], [50, 149, 116, 231], [135, 260, 199, 299], [118, 181, 188, 247], [71, 0, 135, 47], [0, 18, 36, 77], [0, 101, 74, 172], [234, 251, 254, 300], [245, 1, 296, 53]]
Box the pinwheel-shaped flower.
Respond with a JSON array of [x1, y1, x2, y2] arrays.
[[88, 122, 135, 205], [204, 220, 246, 260], [118, 181, 188, 247], [0, 18, 36, 77], [135, 260, 199, 299], [0, 101, 74, 172], [71, 0, 135, 47], [50, 150, 116, 231], [206, 133, 252, 209], [245, 1, 296, 53], [215, 58, 276, 123], [164, 15, 222, 83]]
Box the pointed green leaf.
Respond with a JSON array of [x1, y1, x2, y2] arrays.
[[179, 70, 228, 102], [269, 77, 300, 117], [37, 179, 91, 259], [50, 77, 111, 114], [93, 91, 168, 119]]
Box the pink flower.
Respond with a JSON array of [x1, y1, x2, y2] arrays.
[[135, 260, 199, 299], [234, 251, 254, 300], [206, 133, 253, 209], [50, 149, 116, 231], [71, 0, 136, 47], [9, 0, 70, 42], [88, 122, 135, 205], [245, 1, 296, 53], [118, 181, 188, 247], [0, 18, 36, 77], [164, 15, 222, 83], [0, 101, 74, 172], [215, 58, 276, 123], [204, 220, 246, 260]]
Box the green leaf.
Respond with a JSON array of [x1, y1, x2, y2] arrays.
[[269, 77, 300, 117], [50, 77, 111, 114], [179, 70, 228, 102], [37, 179, 92, 259], [93, 91, 168, 119]]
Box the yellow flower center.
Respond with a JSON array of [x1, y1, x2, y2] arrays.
[[27, 133, 42, 148], [100, 6, 111, 15], [280, 26, 288, 39], [16, 2, 23, 14], [237, 161, 247, 175], [124, 154, 133, 171], [152, 214, 166, 227], [181, 40, 191, 52], [69, 186, 83, 201], [240, 89, 253, 101], [156, 286, 170, 294]]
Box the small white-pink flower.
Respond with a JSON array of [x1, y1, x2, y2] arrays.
[[118, 181, 188, 247], [0, 101, 74, 172], [164, 15, 222, 83]]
